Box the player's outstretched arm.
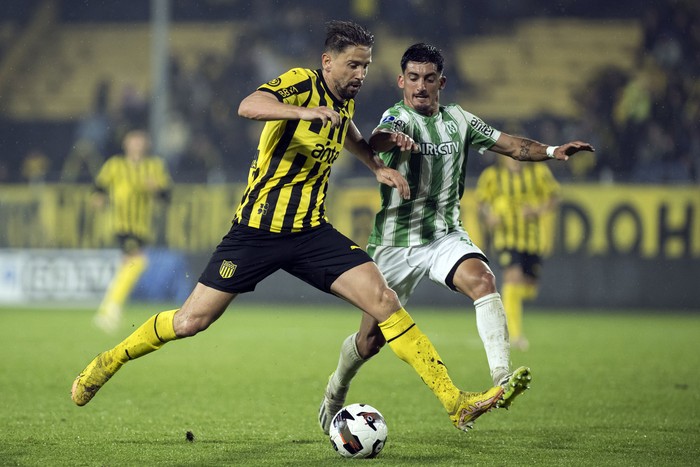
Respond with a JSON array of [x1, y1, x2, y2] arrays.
[[491, 133, 595, 162], [346, 122, 410, 200], [554, 141, 596, 161]]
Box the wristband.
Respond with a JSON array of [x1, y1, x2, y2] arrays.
[[546, 145, 559, 159]]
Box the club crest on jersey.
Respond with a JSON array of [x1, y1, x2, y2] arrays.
[[219, 260, 237, 279], [267, 78, 281, 87], [445, 121, 458, 134]]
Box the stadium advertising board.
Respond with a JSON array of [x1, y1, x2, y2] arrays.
[[0, 184, 697, 259], [0, 249, 120, 303], [331, 184, 699, 259]]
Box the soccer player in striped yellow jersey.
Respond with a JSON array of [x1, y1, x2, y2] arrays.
[[320, 43, 595, 434], [476, 155, 560, 350], [71, 22, 504, 432], [92, 130, 172, 332]]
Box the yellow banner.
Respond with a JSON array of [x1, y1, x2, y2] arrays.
[[327, 183, 700, 259], [0, 183, 697, 258]]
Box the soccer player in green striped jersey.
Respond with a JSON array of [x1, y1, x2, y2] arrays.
[[476, 155, 561, 350], [320, 43, 595, 433], [92, 130, 172, 332], [72, 23, 504, 433]]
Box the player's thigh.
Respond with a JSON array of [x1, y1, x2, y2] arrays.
[[369, 244, 427, 305], [330, 261, 400, 321], [427, 231, 490, 293], [283, 224, 373, 293], [199, 224, 286, 294]]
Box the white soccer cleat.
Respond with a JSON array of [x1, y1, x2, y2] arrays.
[[318, 373, 349, 435]]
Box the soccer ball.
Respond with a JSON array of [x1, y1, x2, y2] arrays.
[[329, 403, 388, 459]]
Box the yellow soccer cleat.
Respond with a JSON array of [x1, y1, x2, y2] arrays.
[[497, 366, 532, 409], [448, 386, 504, 431], [71, 352, 123, 406]]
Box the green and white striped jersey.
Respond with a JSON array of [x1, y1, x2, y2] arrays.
[[368, 101, 501, 247]]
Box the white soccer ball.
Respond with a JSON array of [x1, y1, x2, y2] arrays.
[[329, 403, 388, 459]]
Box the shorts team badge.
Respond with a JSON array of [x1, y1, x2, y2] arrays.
[[219, 260, 237, 279]]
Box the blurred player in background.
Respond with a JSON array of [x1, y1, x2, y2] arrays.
[[476, 155, 560, 351], [92, 129, 172, 332], [72, 21, 505, 432], [319, 43, 594, 434]]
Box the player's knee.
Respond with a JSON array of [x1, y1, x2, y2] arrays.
[[379, 287, 401, 310], [470, 269, 498, 299], [363, 286, 401, 323]]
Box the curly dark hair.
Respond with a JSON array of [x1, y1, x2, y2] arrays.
[[400, 43, 444, 73], [324, 20, 374, 54]]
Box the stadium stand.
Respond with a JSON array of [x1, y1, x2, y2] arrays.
[[0, 0, 697, 183]]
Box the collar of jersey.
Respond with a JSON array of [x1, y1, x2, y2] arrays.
[[399, 100, 443, 120]]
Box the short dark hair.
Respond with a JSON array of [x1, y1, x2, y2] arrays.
[[324, 20, 374, 54], [400, 43, 444, 73]]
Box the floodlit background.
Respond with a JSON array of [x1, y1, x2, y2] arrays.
[[0, 0, 698, 309]]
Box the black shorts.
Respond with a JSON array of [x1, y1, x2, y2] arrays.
[[199, 222, 373, 294], [497, 249, 542, 279], [116, 234, 146, 254]]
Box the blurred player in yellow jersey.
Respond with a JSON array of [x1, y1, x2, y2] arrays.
[[476, 155, 560, 350], [92, 130, 172, 332]]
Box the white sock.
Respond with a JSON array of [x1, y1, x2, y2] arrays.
[[329, 332, 366, 392], [474, 292, 511, 385]]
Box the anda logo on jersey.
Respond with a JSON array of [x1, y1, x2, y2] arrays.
[[470, 116, 495, 138]]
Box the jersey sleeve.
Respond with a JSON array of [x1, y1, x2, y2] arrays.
[[256, 68, 314, 106], [373, 104, 410, 135], [462, 109, 501, 154]]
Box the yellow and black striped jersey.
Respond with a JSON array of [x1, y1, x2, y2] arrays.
[[475, 162, 559, 255], [94, 155, 171, 240], [233, 68, 355, 233]]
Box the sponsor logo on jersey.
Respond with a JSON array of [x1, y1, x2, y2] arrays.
[[470, 116, 495, 137], [219, 260, 237, 279], [418, 141, 460, 156], [311, 142, 341, 164], [275, 85, 299, 99], [380, 115, 406, 132]]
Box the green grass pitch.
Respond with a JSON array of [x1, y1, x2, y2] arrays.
[[1, 303, 698, 466]]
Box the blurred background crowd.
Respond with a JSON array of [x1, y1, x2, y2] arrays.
[[0, 0, 698, 186]]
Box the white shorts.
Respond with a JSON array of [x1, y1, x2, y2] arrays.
[[369, 230, 488, 305]]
